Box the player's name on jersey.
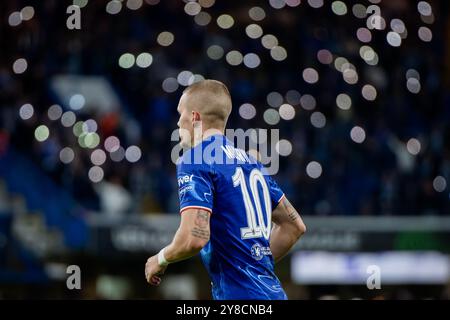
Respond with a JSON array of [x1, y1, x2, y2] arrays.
[[221, 145, 251, 163]]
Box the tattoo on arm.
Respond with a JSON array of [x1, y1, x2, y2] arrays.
[[191, 210, 210, 240], [191, 227, 210, 240], [283, 198, 299, 222]]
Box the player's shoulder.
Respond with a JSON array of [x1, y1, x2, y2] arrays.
[[176, 136, 221, 172]]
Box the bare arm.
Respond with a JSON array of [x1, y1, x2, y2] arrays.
[[145, 208, 210, 285], [270, 196, 306, 263], [164, 208, 211, 263]]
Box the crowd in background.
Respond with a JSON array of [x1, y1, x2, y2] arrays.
[[1, 0, 449, 216]]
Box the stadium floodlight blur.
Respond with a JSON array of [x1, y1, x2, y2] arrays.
[[0, 0, 449, 300]]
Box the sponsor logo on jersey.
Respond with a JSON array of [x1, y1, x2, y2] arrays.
[[178, 174, 194, 187], [179, 185, 193, 196]]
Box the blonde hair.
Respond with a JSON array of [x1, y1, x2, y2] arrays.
[[183, 79, 232, 130]]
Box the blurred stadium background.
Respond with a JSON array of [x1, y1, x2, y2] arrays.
[[1, 0, 450, 299]]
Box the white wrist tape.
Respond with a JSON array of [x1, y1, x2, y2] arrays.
[[157, 247, 169, 267]]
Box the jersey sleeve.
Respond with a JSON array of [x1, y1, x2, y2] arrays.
[[176, 160, 214, 214], [265, 174, 285, 209]]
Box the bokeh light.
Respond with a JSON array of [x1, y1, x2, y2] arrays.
[[184, 2, 201, 16], [48, 104, 63, 120], [118, 53, 135, 69], [162, 77, 179, 93], [418, 27, 433, 42], [310, 112, 326, 128], [61, 111, 76, 127], [362, 85, 377, 101], [73, 0, 89, 8], [110, 146, 125, 162], [263, 109, 280, 125], [418, 1, 432, 16], [303, 68, 319, 84], [249, 7, 265, 21], [433, 176, 447, 193], [69, 94, 86, 110], [336, 94, 352, 110], [285, 0, 301, 7], [73, 121, 85, 137], [83, 119, 98, 133], [317, 49, 333, 65], [157, 31, 175, 47], [199, 0, 215, 8], [407, 78, 421, 94], [226, 51, 243, 66], [391, 19, 406, 34], [194, 12, 211, 26], [350, 126, 366, 143], [262, 35, 279, 49], [13, 58, 28, 74], [269, 0, 285, 9], [136, 53, 153, 68], [306, 161, 322, 179], [406, 69, 420, 81], [243, 53, 261, 69], [84, 133, 100, 149], [300, 94, 316, 110], [188, 74, 205, 86], [59, 147, 75, 164], [19, 104, 34, 120], [279, 104, 296, 120], [406, 138, 421, 155], [20, 6, 35, 21], [331, 1, 347, 16], [177, 70, 194, 86], [276, 139, 293, 156], [352, 4, 367, 19], [88, 166, 104, 183], [35, 125, 50, 142], [239, 103, 256, 120], [270, 46, 287, 61], [8, 12, 22, 27], [125, 145, 142, 163], [127, 0, 143, 10], [387, 32, 402, 47], [308, 0, 324, 9], [246, 24, 263, 39], [267, 92, 283, 108], [207, 45, 224, 60], [217, 14, 234, 29], [105, 136, 120, 153], [106, 0, 122, 15], [357, 28, 372, 43], [91, 149, 106, 166]]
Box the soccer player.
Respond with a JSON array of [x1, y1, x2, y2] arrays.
[[145, 80, 306, 300]]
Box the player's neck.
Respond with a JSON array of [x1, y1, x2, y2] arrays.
[[202, 128, 224, 140], [192, 127, 224, 147]]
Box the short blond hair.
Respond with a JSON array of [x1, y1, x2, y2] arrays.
[[183, 79, 232, 129]]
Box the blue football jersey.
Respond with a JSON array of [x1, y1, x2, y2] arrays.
[[176, 134, 287, 300]]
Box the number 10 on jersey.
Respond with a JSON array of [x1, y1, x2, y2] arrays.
[[232, 167, 272, 240]]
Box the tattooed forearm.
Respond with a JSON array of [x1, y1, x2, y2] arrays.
[[191, 227, 210, 240], [283, 198, 300, 222]]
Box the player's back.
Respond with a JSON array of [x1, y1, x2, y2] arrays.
[[177, 134, 287, 300]]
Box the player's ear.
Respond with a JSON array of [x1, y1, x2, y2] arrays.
[[191, 110, 201, 123]]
